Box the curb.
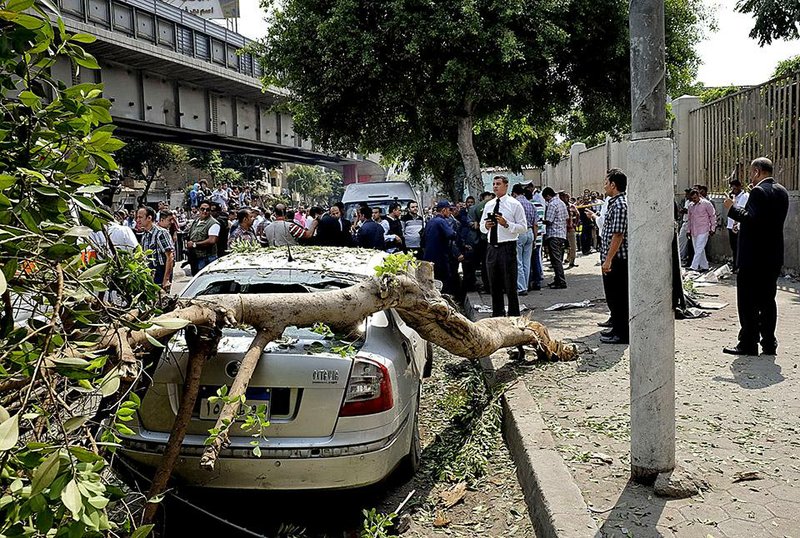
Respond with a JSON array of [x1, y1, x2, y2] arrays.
[[479, 355, 599, 538]]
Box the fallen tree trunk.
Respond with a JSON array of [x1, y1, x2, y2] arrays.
[[115, 260, 576, 473]]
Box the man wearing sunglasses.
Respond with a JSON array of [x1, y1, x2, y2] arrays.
[[186, 202, 220, 274]]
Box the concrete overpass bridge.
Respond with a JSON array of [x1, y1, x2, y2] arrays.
[[53, 0, 384, 182]]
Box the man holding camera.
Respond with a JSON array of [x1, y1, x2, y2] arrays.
[[479, 175, 528, 317]]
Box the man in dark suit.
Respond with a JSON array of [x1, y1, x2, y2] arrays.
[[723, 157, 789, 356]]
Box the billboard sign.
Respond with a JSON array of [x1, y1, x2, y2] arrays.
[[164, 0, 239, 20]]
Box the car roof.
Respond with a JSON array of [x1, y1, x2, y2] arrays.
[[341, 181, 417, 204], [200, 246, 390, 277]]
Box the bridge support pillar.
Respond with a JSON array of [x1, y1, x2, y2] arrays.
[[343, 164, 358, 185]]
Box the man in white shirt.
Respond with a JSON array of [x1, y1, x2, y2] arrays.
[[726, 178, 749, 272], [479, 175, 528, 317]]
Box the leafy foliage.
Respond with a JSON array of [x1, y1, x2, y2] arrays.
[[0, 1, 159, 535], [374, 252, 419, 278], [736, 0, 800, 45], [360, 508, 398, 538], [285, 164, 343, 205], [253, 0, 711, 194], [115, 139, 187, 204], [699, 85, 742, 104], [773, 54, 800, 78]]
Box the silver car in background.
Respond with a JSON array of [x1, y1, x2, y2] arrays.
[[120, 247, 430, 490]]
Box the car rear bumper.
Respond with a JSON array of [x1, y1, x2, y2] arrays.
[[119, 416, 412, 490]]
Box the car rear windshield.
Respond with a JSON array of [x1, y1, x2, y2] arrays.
[[182, 268, 361, 298]]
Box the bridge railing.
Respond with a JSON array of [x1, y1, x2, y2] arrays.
[[59, 0, 262, 80]]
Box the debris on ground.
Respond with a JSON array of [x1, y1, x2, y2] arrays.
[[545, 300, 593, 311]]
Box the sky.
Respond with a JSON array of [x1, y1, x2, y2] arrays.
[[225, 0, 798, 88]]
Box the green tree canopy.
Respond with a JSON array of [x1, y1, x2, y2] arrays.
[[115, 139, 186, 204], [736, 0, 800, 45], [253, 0, 710, 196], [286, 165, 342, 205]]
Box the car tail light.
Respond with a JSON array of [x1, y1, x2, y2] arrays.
[[339, 357, 393, 417]]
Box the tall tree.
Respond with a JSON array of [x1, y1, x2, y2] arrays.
[[115, 140, 186, 204], [736, 0, 800, 45], [253, 0, 710, 196]]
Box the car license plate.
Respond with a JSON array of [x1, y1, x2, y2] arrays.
[[199, 397, 270, 420]]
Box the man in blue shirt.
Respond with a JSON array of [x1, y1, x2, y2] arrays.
[[423, 200, 458, 295], [354, 205, 385, 249]]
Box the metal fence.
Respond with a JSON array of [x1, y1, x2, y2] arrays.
[[688, 71, 800, 192]]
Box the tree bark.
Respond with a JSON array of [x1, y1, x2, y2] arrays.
[[141, 325, 218, 525], [199, 329, 276, 471], [136, 264, 576, 363], [456, 99, 484, 198]]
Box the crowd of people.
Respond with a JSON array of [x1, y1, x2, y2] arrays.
[[89, 156, 789, 359]]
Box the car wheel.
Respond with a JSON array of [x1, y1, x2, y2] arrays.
[[423, 342, 433, 378], [396, 388, 421, 482]]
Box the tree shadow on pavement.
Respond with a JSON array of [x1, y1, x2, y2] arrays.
[[713, 355, 785, 389], [596, 480, 669, 537]]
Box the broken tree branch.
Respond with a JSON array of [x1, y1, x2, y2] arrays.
[[199, 328, 276, 471], [142, 325, 219, 525]]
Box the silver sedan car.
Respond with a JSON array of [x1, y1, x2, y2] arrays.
[[120, 247, 431, 489]]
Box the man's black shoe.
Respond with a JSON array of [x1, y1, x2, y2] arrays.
[[601, 329, 614, 337], [529, 285, 542, 291], [600, 334, 628, 344], [597, 318, 613, 328], [547, 282, 567, 289], [722, 346, 758, 356]]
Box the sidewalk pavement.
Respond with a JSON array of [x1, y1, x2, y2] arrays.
[[469, 254, 800, 537]]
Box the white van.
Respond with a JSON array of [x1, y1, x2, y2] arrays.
[[341, 181, 418, 222]]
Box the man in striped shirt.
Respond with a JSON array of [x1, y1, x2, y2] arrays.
[[137, 205, 175, 290], [542, 187, 568, 289]]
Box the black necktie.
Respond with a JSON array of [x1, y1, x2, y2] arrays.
[[490, 199, 500, 245]]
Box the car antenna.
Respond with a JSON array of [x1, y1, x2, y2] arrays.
[[286, 242, 294, 262]]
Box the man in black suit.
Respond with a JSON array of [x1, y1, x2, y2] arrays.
[[315, 203, 352, 247], [723, 157, 789, 356]]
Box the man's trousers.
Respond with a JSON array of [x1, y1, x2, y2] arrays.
[[546, 237, 567, 287], [602, 257, 629, 340], [737, 269, 779, 351], [516, 229, 533, 293], [689, 232, 709, 271], [487, 242, 520, 317]]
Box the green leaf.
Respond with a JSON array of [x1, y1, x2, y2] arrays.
[[7, 0, 35, 12], [0, 405, 9, 423], [64, 415, 90, 433], [31, 451, 61, 496], [61, 479, 82, 520], [70, 33, 96, 44], [74, 54, 100, 70], [145, 333, 165, 348], [99, 374, 120, 397], [0, 413, 19, 451], [18, 90, 40, 107], [152, 318, 191, 330], [130, 523, 155, 538], [13, 12, 45, 29], [78, 262, 108, 281], [0, 174, 15, 189], [50, 357, 91, 368], [87, 496, 108, 509], [0, 269, 6, 296]]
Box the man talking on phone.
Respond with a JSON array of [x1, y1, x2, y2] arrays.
[[479, 175, 528, 318]]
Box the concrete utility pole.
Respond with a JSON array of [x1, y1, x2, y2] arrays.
[[627, 0, 676, 482]]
